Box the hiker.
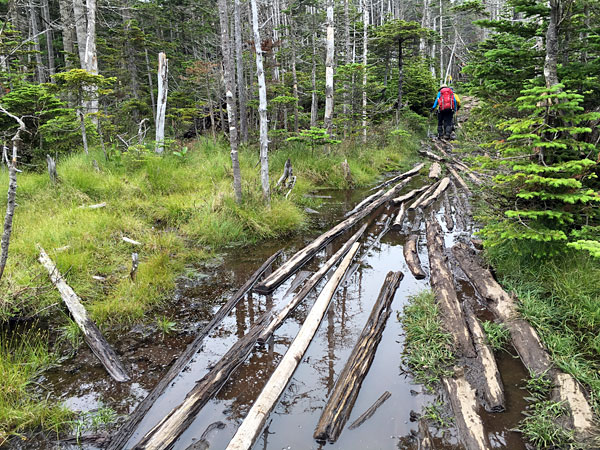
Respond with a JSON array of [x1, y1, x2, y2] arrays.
[[431, 85, 461, 139]]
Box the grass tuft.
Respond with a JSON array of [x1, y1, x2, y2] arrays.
[[481, 320, 510, 352]]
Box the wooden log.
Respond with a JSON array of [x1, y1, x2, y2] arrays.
[[368, 162, 425, 192], [313, 271, 403, 442], [258, 224, 368, 343], [408, 181, 440, 211], [447, 165, 471, 194], [46, 154, 57, 183], [443, 194, 454, 231], [464, 313, 505, 412], [419, 177, 450, 210], [345, 189, 384, 218], [38, 246, 130, 382], [443, 368, 491, 450], [281, 270, 311, 300], [122, 236, 142, 245], [391, 184, 431, 205], [107, 249, 282, 450], [428, 162, 442, 179], [133, 313, 272, 450], [391, 202, 406, 230], [424, 219, 475, 357], [255, 176, 415, 294], [348, 391, 391, 430], [451, 243, 595, 435], [275, 158, 293, 190], [130, 252, 139, 281], [451, 162, 483, 186], [403, 235, 426, 279], [226, 243, 362, 450], [418, 148, 444, 162], [417, 418, 434, 450]]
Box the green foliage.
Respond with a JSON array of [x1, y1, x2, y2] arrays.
[[518, 401, 574, 449], [156, 316, 177, 336], [481, 320, 510, 352], [68, 404, 117, 443], [523, 370, 553, 401], [399, 290, 455, 390], [286, 127, 341, 154], [423, 399, 454, 428], [401, 58, 438, 115]]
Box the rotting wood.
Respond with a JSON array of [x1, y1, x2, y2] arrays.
[[108, 249, 282, 450], [408, 181, 440, 211], [403, 235, 426, 279], [452, 243, 596, 436], [345, 189, 384, 218], [122, 236, 142, 246], [464, 313, 505, 412], [38, 246, 130, 382], [419, 177, 450, 209], [425, 219, 475, 357], [443, 194, 454, 231], [255, 175, 416, 294], [368, 162, 425, 192], [391, 184, 431, 205], [417, 418, 434, 450], [418, 148, 444, 162], [133, 313, 272, 450], [281, 270, 311, 300], [428, 162, 442, 179], [443, 368, 491, 450], [226, 243, 362, 450], [276, 158, 293, 190], [313, 271, 403, 443], [447, 164, 471, 194], [348, 391, 391, 430], [391, 202, 406, 230], [258, 224, 368, 343]]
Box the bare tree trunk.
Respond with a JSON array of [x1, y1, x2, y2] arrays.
[[85, 0, 99, 117], [290, 24, 299, 133], [310, 14, 318, 128], [145, 48, 156, 122], [40, 0, 55, 76], [439, 0, 443, 82], [28, 0, 45, 83], [544, 0, 560, 88], [362, 0, 369, 144], [155, 52, 168, 153], [218, 0, 242, 203], [324, 0, 335, 136], [122, 2, 139, 99], [234, 0, 248, 143], [420, 0, 430, 53], [72, 0, 87, 69], [250, 0, 270, 204], [58, 0, 75, 68], [343, 0, 351, 137]]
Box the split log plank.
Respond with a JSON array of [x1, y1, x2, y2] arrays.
[[443, 194, 454, 231], [368, 162, 425, 192], [424, 220, 475, 357], [447, 165, 471, 194], [428, 162, 442, 179], [258, 224, 368, 343], [226, 243, 362, 450], [122, 236, 142, 246], [408, 181, 440, 211], [451, 162, 483, 186], [108, 249, 282, 450], [255, 175, 416, 294], [418, 148, 444, 162], [38, 246, 129, 382], [313, 271, 403, 442], [443, 369, 491, 450], [403, 235, 426, 279], [391, 184, 431, 205], [391, 203, 406, 230], [345, 189, 384, 218], [452, 244, 595, 436], [348, 391, 391, 430], [419, 177, 450, 209]]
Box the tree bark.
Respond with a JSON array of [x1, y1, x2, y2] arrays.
[[155, 52, 168, 153], [324, 0, 335, 135], [403, 235, 426, 279], [85, 0, 98, 116], [40, 0, 55, 76], [234, 0, 248, 143], [362, 0, 369, 143], [310, 14, 318, 128], [57, 0, 75, 68], [28, 0, 45, 83], [544, 0, 560, 88]]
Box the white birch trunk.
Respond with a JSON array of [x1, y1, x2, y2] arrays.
[[28, 0, 45, 83], [72, 0, 87, 69], [41, 0, 55, 76], [155, 52, 168, 154], [362, 0, 369, 144], [234, 0, 248, 143], [85, 0, 98, 117], [250, 0, 270, 204], [324, 0, 335, 136]]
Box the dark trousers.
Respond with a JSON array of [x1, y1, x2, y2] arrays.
[[437, 109, 454, 137]]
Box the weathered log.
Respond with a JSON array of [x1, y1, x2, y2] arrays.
[[313, 271, 403, 442], [108, 249, 282, 450], [133, 313, 272, 450], [428, 162, 442, 179], [255, 176, 415, 293], [368, 162, 425, 192], [425, 219, 475, 357], [451, 162, 483, 186], [452, 243, 595, 436], [38, 246, 130, 382], [275, 158, 293, 190], [464, 313, 505, 412], [348, 391, 391, 430], [447, 165, 471, 194], [258, 224, 368, 343], [408, 181, 440, 211], [130, 252, 139, 281], [281, 270, 311, 300], [46, 154, 57, 183], [391, 202, 406, 230], [226, 243, 362, 450], [391, 184, 431, 205], [443, 194, 454, 231], [417, 418, 434, 450], [419, 177, 450, 209], [403, 235, 426, 279], [443, 368, 491, 450], [345, 189, 384, 218], [418, 148, 444, 162], [122, 236, 142, 245]]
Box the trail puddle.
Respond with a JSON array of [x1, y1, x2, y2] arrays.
[[33, 182, 528, 450]]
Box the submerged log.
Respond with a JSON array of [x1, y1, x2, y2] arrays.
[[38, 246, 129, 382], [403, 235, 426, 279], [443, 368, 491, 450], [226, 243, 362, 450], [255, 175, 416, 293], [108, 249, 282, 450], [443, 194, 454, 231], [313, 271, 403, 442], [368, 162, 425, 192], [391, 203, 406, 230], [258, 224, 368, 343], [452, 243, 595, 436], [348, 391, 391, 430], [428, 162, 442, 179], [425, 219, 475, 357], [419, 177, 450, 210]]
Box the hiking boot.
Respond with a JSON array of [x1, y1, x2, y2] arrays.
[[444, 134, 451, 140]]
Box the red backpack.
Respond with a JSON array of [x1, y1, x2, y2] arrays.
[[439, 87, 454, 111]]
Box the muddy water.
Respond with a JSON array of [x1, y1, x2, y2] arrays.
[[40, 181, 529, 450]]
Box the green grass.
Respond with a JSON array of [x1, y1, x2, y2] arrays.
[[481, 320, 510, 353], [399, 290, 455, 390], [518, 401, 575, 449]]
